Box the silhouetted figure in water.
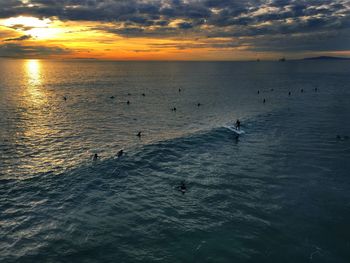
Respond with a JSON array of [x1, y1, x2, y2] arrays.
[[128, 93, 131, 96], [178, 181, 187, 194], [257, 90, 260, 94], [197, 103, 201, 107], [315, 87, 318, 92], [63, 96, 67, 101], [263, 98, 266, 103], [301, 89, 304, 93], [142, 93, 146, 97], [110, 96, 115, 99], [93, 153, 99, 161], [171, 107, 177, 111], [288, 91, 291, 96], [336, 135, 349, 141], [137, 131, 142, 138], [235, 119, 241, 130], [271, 88, 274, 91], [127, 100, 130, 105], [179, 88, 181, 92], [117, 150, 124, 158]]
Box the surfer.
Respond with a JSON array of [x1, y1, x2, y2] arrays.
[[178, 181, 187, 194], [235, 119, 241, 130], [137, 131, 142, 138], [92, 153, 99, 161], [117, 150, 124, 158], [127, 100, 130, 105]]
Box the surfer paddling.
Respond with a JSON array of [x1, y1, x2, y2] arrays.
[[116, 149, 124, 158], [177, 181, 187, 194]]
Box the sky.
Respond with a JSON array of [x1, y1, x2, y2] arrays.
[[0, 0, 349, 60]]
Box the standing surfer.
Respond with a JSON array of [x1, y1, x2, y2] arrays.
[[235, 119, 241, 130]]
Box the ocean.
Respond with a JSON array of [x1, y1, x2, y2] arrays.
[[1, 59, 350, 262]]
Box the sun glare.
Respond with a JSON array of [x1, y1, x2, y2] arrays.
[[1, 16, 64, 40], [27, 27, 61, 39], [3, 16, 51, 28]]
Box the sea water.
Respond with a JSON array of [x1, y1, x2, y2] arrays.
[[1, 59, 350, 262]]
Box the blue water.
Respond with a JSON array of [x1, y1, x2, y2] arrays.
[[1, 60, 350, 262]]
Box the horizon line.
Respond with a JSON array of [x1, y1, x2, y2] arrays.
[[1, 56, 349, 62]]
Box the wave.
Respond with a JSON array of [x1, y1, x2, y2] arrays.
[[2, 101, 350, 262]]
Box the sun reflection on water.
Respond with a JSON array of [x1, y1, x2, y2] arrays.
[[25, 59, 46, 105], [26, 59, 41, 86], [20, 60, 59, 175]]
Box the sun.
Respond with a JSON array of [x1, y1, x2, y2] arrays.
[[2, 16, 51, 28], [1, 16, 62, 40], [26, 27, 61, 39]]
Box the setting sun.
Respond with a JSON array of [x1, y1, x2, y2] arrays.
[[0, 16, 63, 40], [2, 16, 51, 28]]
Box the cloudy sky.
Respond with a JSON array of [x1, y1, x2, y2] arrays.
[[0, 0, 349, 60]]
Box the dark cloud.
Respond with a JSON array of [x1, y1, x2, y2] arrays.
[[4, 34, 31, 42], [0, 43, 72, 58], [0, 0, 349, 54], [92, 24, 177, 38], [148, 38, 244, 50], [8, 24, 35, 31], [248, 29, 350, 52], [177, 22, 193, 29]]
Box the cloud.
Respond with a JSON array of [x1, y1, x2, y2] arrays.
[[0, 43, 72, 58], [0, 0, 349, 55], [7, 24, 35, 31], [148, 38, 244, 50], [3, 34, 31, 41], [247, 29, 350, 52], [177, 22, 193, 29]]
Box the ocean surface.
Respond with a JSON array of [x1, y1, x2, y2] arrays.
[[1, 59, 350, 263]]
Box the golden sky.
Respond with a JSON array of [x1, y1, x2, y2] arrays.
[[0, 0, 349, 60]]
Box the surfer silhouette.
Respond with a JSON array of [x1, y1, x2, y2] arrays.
[[92, 153, 99, 161], [178, 181, 187, 194], [117, 150, 124, 158], [235, 119, 241, 130]]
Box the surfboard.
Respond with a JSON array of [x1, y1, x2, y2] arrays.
[[225, 125, 245, 135]]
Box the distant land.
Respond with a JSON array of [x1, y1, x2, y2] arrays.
[[303, 56, 350, 60]]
